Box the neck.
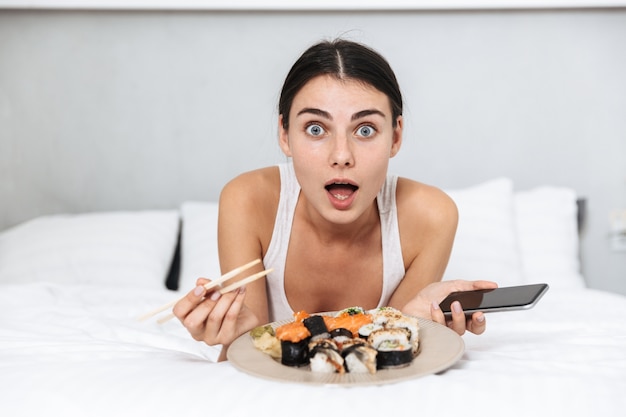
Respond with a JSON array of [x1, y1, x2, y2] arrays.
[[300, 197, 380, 246]]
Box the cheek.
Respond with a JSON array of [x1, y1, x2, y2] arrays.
[[289, 138, 328, 162]]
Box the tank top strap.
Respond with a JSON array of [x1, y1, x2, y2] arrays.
[[263, 163, 299, 321], [376, 174, 406, 307]]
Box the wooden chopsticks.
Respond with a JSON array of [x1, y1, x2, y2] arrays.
[[138, 259, 272, 324]]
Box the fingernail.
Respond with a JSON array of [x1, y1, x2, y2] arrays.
[[476, 313, 485, 323], [209, 291, 221, 301], [238, 285, 246, 294], [431, 301, 440, 310], [193, 286, 205, 297], [452, 301, 462, 314]]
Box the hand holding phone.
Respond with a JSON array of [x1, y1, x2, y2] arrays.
[[439, 283, 549, 318]]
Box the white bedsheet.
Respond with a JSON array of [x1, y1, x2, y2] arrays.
[[1, 282, 625, 417]]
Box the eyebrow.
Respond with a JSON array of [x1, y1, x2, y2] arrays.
[[295, 108, 386, 121], [351, 109, 386, 121], [296, 108, 332, 119]]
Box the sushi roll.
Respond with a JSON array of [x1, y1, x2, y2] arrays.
[[326, 310, 373, 337], [368, 327, 410, 347], [309, 339, 344, 374], [369, 306, 403, 326], [385, 315, 420, 354], [329, 328, 353, 344], [276, 320, 311, 367], [280, 338, 310, 367], [303, 315, 328, 337], [337, 306, 366, 316], [310, 332, 332, 343], [368, 328, 413, 369], [358, 322, 383, 339], [342, 339, 377, 374], [375, 341, 413, 369]]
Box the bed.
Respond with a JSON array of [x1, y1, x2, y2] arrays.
[[1, 177, 625, 417]]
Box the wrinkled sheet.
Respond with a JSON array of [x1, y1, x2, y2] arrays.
[[1, 282, 625, 417]]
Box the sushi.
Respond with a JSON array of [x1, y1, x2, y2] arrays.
[[329, 327, 353, 344], [384, 314, 420, 354], [368, 328, 414, 369], [255, 306, 421, 374], [308, 338, 345, 374], [324, 308, 373, 337], [275, 319, 311, 367], [341, 339, 377, 374], [303, 315, 329, 338]]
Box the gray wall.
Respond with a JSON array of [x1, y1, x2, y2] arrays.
[[1, 9, 625, 294]]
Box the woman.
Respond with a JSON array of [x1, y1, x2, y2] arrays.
[[173, 39, 497, 361]]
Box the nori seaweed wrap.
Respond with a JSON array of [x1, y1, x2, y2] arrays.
[[280, 338, 311, 367], [303, 315, 328, 337]]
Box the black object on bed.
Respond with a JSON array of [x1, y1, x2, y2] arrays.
[[165, 220, 182, 291]]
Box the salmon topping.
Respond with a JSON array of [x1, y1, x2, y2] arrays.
[[275, 321, 311, 343], [324, 313, 373, 337]]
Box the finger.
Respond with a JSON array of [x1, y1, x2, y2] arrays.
[[467, 311, 487, 335], [182, 290, 223, 341], [470, 280, 499, 290], [449, 279, 498, 293], [430, 301, 446, 325], [204, 290, 241, 340], [219, 286, 248, 341], [448, 301, 467, 335], [172, 284, 209, 322]]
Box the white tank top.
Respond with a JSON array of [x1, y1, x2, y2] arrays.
[[263, 162, 405, 321]]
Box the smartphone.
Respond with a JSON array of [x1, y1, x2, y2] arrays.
[[439, 283, 549, 318]]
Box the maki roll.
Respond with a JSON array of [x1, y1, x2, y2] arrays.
[[375, 342, 413, 369], [308, 339, 344, 373], [325, 308, 373, 337], [368, 328, 413, 369], [358, 323, 383, 339], [369, 306, 403, 326], [337, 306, 366, 316], [275, 320, 311, 367], [342, 339, 377, 374], [280, 338, 310, 367], [385, 315, 420, 354], [303, 315, 329, 337], [329, 328, 353, 344]]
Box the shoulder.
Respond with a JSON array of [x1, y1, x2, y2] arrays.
[[219, 166, 281, 234], [395, 177, 458, 249], [218, 166, 280, 252], [396, 177, 457, 223], [220, 166, 280, 204]]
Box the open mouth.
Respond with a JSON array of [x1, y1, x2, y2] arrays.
[[325, 182, 359, 201]]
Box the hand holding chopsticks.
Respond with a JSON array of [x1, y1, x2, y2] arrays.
[[138, 259, 272, 324]]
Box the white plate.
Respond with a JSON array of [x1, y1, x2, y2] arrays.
[[228, 316, 464, 386]]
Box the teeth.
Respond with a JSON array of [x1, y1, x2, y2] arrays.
[[333, 194, 349, 201]]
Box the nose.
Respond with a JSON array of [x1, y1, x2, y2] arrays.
[[329, 135, 354, 167]]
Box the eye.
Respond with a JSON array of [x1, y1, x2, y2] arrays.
[[356, 125, 376, 138], [305, 123, 325, 137]]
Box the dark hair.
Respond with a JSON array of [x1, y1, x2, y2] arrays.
[[278, 39, 403, 129]]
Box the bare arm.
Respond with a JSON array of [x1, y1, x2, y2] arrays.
[[386, 178, 458, 310], [387, 178, 497, 335], [173, 168, 279, 361]]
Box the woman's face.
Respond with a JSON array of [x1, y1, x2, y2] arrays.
[[279, 74, 403, 225]]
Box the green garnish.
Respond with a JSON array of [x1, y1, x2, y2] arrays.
[[249, 325, 275, 339], [342, 306, 365, 316]]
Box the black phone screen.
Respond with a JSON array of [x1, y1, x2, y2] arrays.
[[439, 283, 549, 315]]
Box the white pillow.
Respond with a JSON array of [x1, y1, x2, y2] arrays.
[[514, 186, 586, 289], [179, 201, 221, 292], [444, 178, 524, 287], [0, 210, 180, 288]]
